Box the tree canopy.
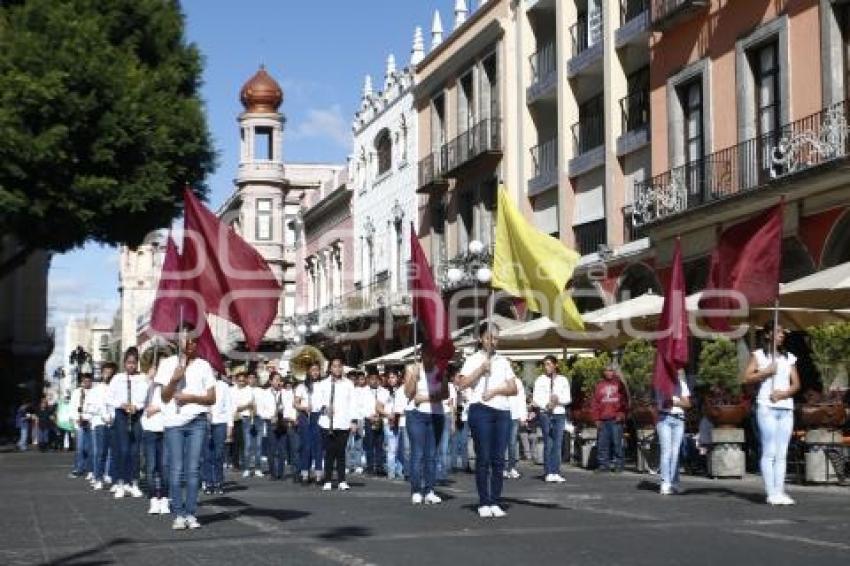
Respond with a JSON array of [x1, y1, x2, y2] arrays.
[[0, 0, 215, 272]]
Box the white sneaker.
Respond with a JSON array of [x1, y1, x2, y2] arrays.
[[322, 482, 333, 491], [424, 491, 442, 505], [85, 472, 94, 481], [776, 493, 796, 506], [660, 483, 672, 495], [103, 475, 112, 485], [354, 467, 364, 475], [242, 470, 251, 478], [172, 516, 187, 530], [113, 484, 126, 499], [186, 515, 201, 529], [300, 471, 309, 482], [478, 505, 494, 518], [92, 481, 103, 491], [766, 494, 782, 505], [338, 482, 350, 491], [411, 493, 423, 505], [489, 505, 507, 518], [544, 474, 556, 483], [148, 498, 160, 515], [502, 470, 510, 479], [552, 474, 566, 483], [128, 484, 143, 498], [509, 469, 521, 479], [158, 498, 170, 515], [109, 483, 120, 493], [254, 470, 264, 478]]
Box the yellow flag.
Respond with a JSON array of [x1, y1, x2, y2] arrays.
[[492, 187, 584, 330]]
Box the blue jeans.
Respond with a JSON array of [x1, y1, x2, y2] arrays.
[[597, 420, 624, 470], [17, 424, 28, 451], [757, 405, 794, 498], [113, 410, 142, 484], [451, 421, 470, 470], [364, 420, 385, 473], [203, 423, 228, 487], [268, 424, 299, 478], [241, 416, 262, 471], [346, 420, 365, 469], [165, 415, 207, 518], [297, 412, 324, 474], [399, 426, 409, 477], [92, 425, 108, 480], [539, 412, 566, 475], [657, 414, 685, 487], [468, 404, 511, 507], [73, 426, 93, 474], [407, 410, 444, 495], [384, 426, 403, 479], [143, 430, 166, 498], [436, 414, 452, 481], [506, 419, 520, 470]]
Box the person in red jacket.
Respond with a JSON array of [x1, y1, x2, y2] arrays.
[[592, 361, 629, 472]]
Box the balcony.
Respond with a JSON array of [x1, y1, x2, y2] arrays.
[[527, 41, 557, 104], [567, 19, 603, 78], [574, 219, 607, 256], [569, 97, 605, 177], [622, 205, 646, 244], [444, 117, 502, 176], [632, 100, 850, 228], [650, 0, 709, 31], [417, 150, 450, 194], [616, 0, 649, 48], [528, 137, 558, 196], [324, 275, 411, 324], [616, 89, 650, 156]]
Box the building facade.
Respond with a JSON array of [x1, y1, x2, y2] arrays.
[[118, 230, 167, 352]]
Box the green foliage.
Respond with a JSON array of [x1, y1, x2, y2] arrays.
[[0, 0, 215, 257], [696, 338, 741, 396], [621, 339, 654, 398], [807, 322, 850, 389], [569, 352, 610, 398]]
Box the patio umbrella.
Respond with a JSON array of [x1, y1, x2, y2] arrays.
[[778, 261, 850, 310]]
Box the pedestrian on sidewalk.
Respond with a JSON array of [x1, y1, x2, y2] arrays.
[[592, 361, 629, 473]]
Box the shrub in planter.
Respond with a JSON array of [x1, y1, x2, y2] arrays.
[[569, 353, 611, 425], [621, 339, 657, 426], [802, 322, 850, 429], [697, 338, 748, 427]]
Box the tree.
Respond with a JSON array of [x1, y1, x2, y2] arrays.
[[0, 0, 215, 275]]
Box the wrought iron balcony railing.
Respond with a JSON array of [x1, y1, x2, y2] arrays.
[[649, 0, 709, 30], [529, 137, 558, 193], [575, 219, 607, 256], [620, 89, 650, 134], [444, 117, 502, 173], [418, 148, 449, 190], [529, 41, 557, 91]]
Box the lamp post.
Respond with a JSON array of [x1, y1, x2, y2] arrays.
[[445, 239, 493, 331]]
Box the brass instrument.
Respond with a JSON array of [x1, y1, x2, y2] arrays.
[[290, 345, 326, 381]]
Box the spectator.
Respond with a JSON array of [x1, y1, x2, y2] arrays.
[[592, 361, 629, 473]]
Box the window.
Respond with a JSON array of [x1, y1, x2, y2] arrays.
[[254, 127, 273, 160], [480, 54, 499, 121], [751, 41, 780, 181], [458, 71, 475, 134], [458, 188, 475, 252], [842, 6, 850, 100], [431, 198, 446, 270], [679, 78, 704, 205], [256, 198, 273, 241], [375, 129, 392, 175]]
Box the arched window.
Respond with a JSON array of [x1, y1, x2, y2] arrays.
[[375, 129, 392, 175]]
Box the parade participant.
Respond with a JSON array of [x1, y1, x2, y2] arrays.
[[141, 352, 169, 514], [267, 372, 298, 480], [743, 321, 800, 505], [656, 368, 691, 495], [405, 339, 450, 506], [157, 324, 216, 530], [203, 370, 234, 495], [35, 397, 56, 451], [505, 374, 527, 480], [254, 374, 276, 477], [457, 322, 517, 518], [108, 348, 148, 498], [281, 375, 301, 479], [86, 367, 111, 490], [592, 361, 629, 473], [363, 367, 388, 476], [95, 362, 117, 487], [451, 379, 472, 474], [346, 371, 367, 475], [393, 370, 411, 479], [227, 370, 243, 471], [316, 354, 356, 491], [532, 355, 571, 483], [234, 371, 261, 478], [69, 373, 94, 479], [381, 370, 404, 480], [436, 365, 457, 484], [295, 361, 324, 483]]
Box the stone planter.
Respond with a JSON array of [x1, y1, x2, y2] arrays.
[[704, 403, 749, 428], [799, 402, 846, 430], [706, 428, 746, 478], [804, 428, 845, 484], [631, 405, 657, 428], [635, 427, 658, 474], [577, 426, 597, 469]]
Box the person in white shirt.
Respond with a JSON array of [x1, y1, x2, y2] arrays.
[[295, 362, 325, 483], [156, 324, 216, 530], [380, 370, 404, 480], [315, 355, 356, 491], [393, 374, 412, 479], [92, 362, 117, 488], [404, 342, 450, 506], [655, 367, 691, 496], [346, 372, 367, 474], [140, 351, 169, 515], [254, 377, 276, 478], [450, 381, 472, 474], [267, 372, 298, 480], [202, 372, 234, 495], [456, 322, 518, 519], [363, 368, 389, 475], [85, 368, 112, 490], [532, 355, 572, 483], [505, 375, 528, 480], [233, 372, 261, 478], [108, 347, 149, 499], [69, 374, 94, 479], [743, 321, 800, 506], [436, 366, 458, 484]]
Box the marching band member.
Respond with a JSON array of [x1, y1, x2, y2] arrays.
[[234, 372, 261, 478], [505, 374, 527, 480], [108, 347, 148, 498], [363, 368, 389, 475], [316, 354, 355, 491], [380, 370, 404, 480], [533, 355, 571, 483], [68, 373, 94, 479], [267, 372, 298, 480], [347, 371, 368, 474], [255, 375, 277, 477], [141, 350, 169, 514], [295, 361, 325, 483], [203, 370, 234, 495]]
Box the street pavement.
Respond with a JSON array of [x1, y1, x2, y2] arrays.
[[1, 451, 848, 566]]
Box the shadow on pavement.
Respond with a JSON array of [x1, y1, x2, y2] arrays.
[[316, 525, 373, 541], [41, 536, 133, 566], [635, 480, 765, 503]]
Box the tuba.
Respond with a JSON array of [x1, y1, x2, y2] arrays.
[[290, 345, 326, 381]]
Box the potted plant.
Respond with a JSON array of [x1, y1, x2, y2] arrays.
[[621, 339, 656, 426], [802, 323, 850, 430], [569, 352, 610, 427], [697, 338, 749, 427]]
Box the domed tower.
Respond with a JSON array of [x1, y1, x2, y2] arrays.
[[237, 65, 285, 187]]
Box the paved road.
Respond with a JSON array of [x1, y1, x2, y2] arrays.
[[1, 451, 848, 565]]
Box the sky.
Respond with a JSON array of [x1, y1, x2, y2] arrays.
[[46, 0, 465, 373]]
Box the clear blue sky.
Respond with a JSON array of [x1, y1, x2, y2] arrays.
[[47, 0, 462, 372]]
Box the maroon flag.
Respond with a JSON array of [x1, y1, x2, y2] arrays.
[[149, 235, 225, 373], [653, 238, 689, 398], [699, 203, 783, 331], [409, 223, 455, 364], [182, 188, 282, 351]]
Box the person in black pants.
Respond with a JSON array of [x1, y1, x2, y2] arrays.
[[318, 354, 356, 491]]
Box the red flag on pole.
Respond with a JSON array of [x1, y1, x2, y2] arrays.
[[699, 203, 783, 331], [182, 188, 282, 351], [149, 235, 224, 373], [652, 238, 689, 398], [409, 223, 454, 364]]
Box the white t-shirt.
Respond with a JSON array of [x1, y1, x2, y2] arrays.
[[141, 382, 165, 433], [233, 385, 257, 418], [413, 365, 446, 414], [255, 387, 276, 420], [364, 386, 390, 420], [509, 377, 528, 421], [294, 382, 318, 413], [442, 382, 457, 415], [210, 380, 234, 425], [154, 355, 216, 428], [315, 377, 355, 430], [667, 377, 691, 416], [108, 373, 149, 414], [69, 387, 93, 428], [532, 374, 572, 415], [83, 384, 109, 427], [754, 349, 796, 410], [393, 389, 410, 428], [270, 388, 297, 421], [460, 351, 515, 412]]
